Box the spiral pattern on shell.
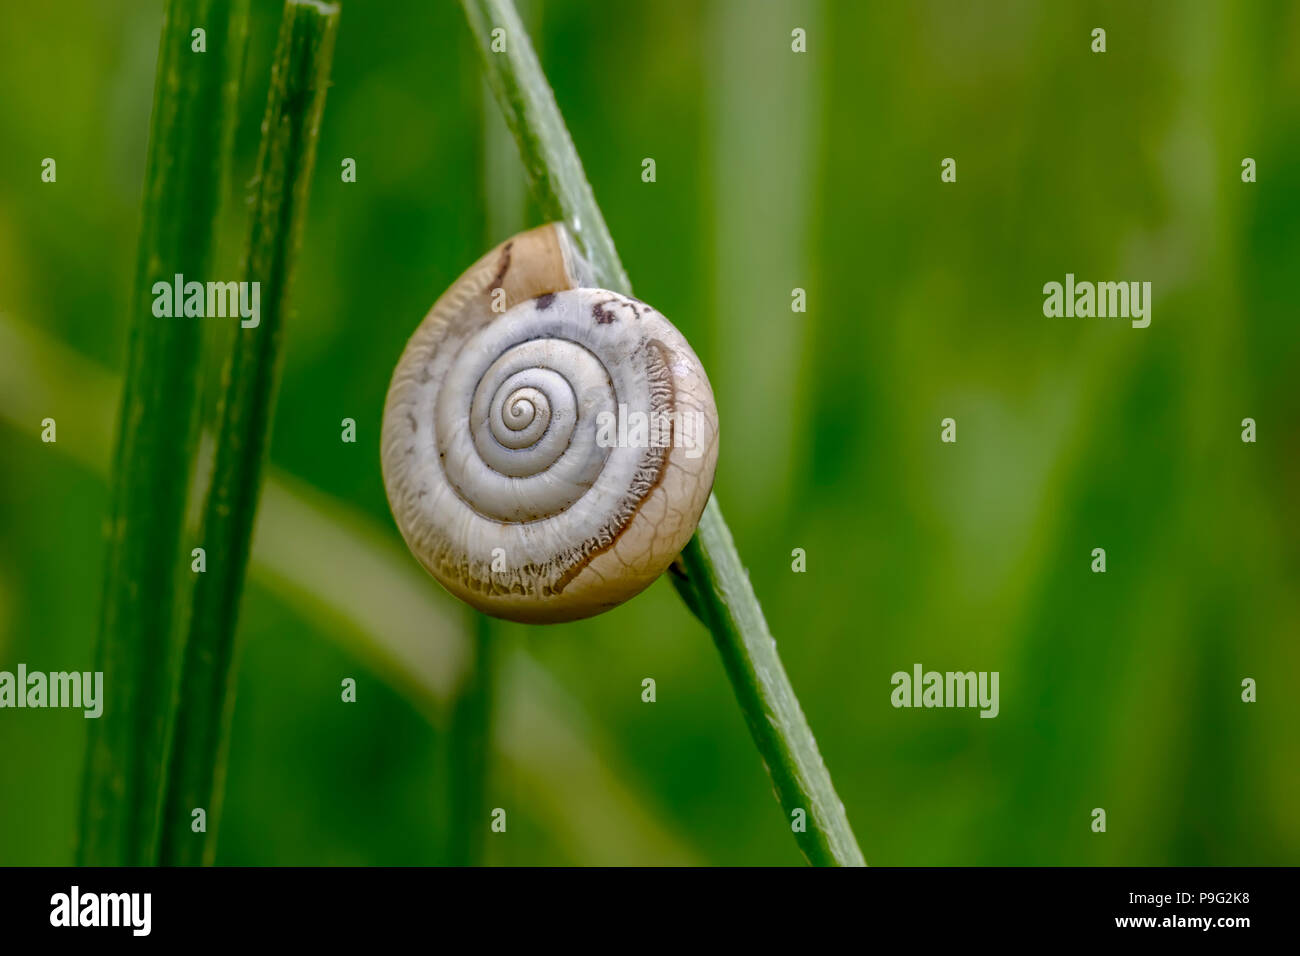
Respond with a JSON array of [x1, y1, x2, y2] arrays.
[[381, 224, 719, 623]]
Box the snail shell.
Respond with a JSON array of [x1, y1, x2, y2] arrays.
[[381, 223, 719, 623]]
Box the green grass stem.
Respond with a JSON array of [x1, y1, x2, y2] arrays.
[[78, 0, 251, 868], [158, 0, 340, 866], [458, 0, 865, 865]]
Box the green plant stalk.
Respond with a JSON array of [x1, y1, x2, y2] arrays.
[[78, 0, 250, 868], [460, 0, 628, 292], [459, 0, 865, 865], [158, 0, 340, 867], [681, 500, 865, 865]]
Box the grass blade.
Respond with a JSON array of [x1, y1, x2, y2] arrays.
[[460, 0, 628, 291], [458, 0, 865, 865], [682, 499, 865, 865], [77, 0, 251, 867], [158, 0, 340, 866]]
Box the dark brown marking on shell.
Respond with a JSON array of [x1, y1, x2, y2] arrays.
[[419, 330, 684, 606], [406, 412, 417, 433], [593, 300, 618, 324], [551, 338, 676, 593], [488, 240, 514, 296], [535, 292, 556, 310], [430, 337, 678, 598]]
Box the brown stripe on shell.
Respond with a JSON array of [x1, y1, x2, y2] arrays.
[[487, 240, 514, 296], [550, 337, 676, 592], [424, 336, 677, 600]]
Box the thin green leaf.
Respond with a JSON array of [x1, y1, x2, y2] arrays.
[[159, 0, 340, 867], [458, 0, 865, 865], [683, 499, 866, 866], [78, 0, 251, 868]]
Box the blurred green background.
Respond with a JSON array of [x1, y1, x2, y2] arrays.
[[1, 0, 1297, 865]]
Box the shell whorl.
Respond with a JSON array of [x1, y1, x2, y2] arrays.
[[381, 224, 719, 623]]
